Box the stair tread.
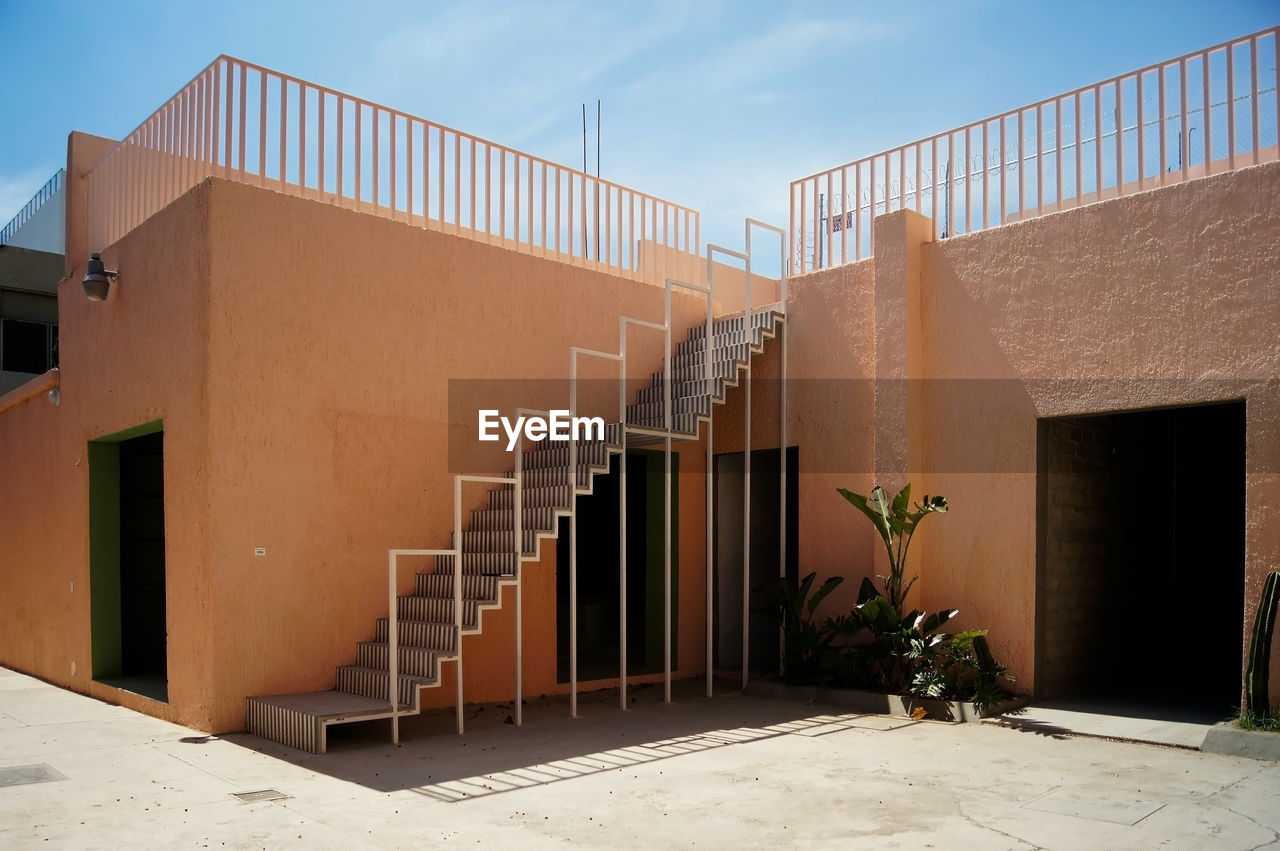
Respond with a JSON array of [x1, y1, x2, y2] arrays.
[[359, 635, 456, 647], [337, 663, 441, 680], [374, 618, 468, 637], [248, 689, 410, 719]]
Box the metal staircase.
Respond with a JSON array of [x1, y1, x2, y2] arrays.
[[246, 307, 784, 753]]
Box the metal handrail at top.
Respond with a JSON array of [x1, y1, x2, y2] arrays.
[[85, 56, 699, 284], [1, 169, 64, 247], [791, 25, 1280, 272]]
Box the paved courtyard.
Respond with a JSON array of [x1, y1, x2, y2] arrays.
[[1, 665, 1277, 849]]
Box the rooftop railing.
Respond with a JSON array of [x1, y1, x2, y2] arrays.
[[86, 56, 699, 284], [0, 169, 64, 247], [790, 26, 1280, 273]]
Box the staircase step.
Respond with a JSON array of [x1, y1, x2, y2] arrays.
[[509, 464, 601, 489], [336, 665, 434, 707], [247, 691, 403, 754], [627, 412, 704, 434], [375, 618, 458, 649], [627, 397, 712, 421], [685, 311, 782, 339], [674, 326, 767, 355], [655, 362, 744, 385], [461, 528, 541, 554], [470, 506, 561, 532], [415, 572, 502, 599], [634, 377, 728, 404], [356, 641, 442, 678], [669, 344, 757, 369], [433, 551, 520, 576], [488, 484, 573, 511], [518, 441, 614, 470], [396, 595, 479, 625]]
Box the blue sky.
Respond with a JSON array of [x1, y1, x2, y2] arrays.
[[0, 0, 1275, 251]]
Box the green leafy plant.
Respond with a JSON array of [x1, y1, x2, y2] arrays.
[[1245, 571, 1279, 718], [908, 630, 1015, 713], [837, 484, 947, 611], [830, 585, 958, 694], [829, 484, 1012, 711], [777, 572, 844, 685], [1237, 710, 1280, 733]]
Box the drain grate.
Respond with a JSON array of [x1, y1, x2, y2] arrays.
[[0, 763, 67, 788], [231, 788, 292, 803]]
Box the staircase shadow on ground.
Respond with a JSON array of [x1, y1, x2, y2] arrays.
[[224, 679, 920, 800]]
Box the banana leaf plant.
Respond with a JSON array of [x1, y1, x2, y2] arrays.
[[829, 582, 959, 693], [909, 629, 1015, 712], [837, 484, 947, 611], [777, 572, 844, 685]]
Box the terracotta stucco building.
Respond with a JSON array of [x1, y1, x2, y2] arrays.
[[2, 29, 1277, 752]]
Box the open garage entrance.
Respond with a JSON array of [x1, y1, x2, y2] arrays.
[[1036, 402, 1246, 720]]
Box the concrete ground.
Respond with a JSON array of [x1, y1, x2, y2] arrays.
[[991, 700, 1224, 749], [1, 665, 1278, 849]]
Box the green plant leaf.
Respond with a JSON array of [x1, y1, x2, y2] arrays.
[[919, 608, 959, 636], [807, 575, 844, 616], [857, 576, 879, 604], [838, 487, 893, 545]]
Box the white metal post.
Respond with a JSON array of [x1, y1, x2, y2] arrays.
[[742, 234, 752, 691], [569, 357, 578, 719], [704, 254, 715, 698], [706, 245, 748, 689], [454, 476, 464, 734], [620, 325, 628, 711], [388, 550, 399, 744], [514, 438, 523, 726], [747, 218, 788, 679], [663, 288, 673, 705]]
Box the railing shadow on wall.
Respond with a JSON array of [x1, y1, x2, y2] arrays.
[[85, 56, 700, 286], [790, 25, 1280, 273]]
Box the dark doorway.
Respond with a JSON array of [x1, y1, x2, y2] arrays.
[[1037, 402, 1245, 717], [90, 424, 168, 702], [714, 447, 799, 675], [557, 450, 678, 682]]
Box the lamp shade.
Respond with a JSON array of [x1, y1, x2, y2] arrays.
[[83, 253, 113, 301]]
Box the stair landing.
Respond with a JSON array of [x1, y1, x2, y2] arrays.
[[247, 690, 407, 754]]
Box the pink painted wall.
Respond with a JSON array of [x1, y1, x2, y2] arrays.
[[199, 179, 718, 729], [0, 132, 216, 726], [4, 133, 1276, 734], [786, 160, 1280, 701], [0, 136, 722, 732]]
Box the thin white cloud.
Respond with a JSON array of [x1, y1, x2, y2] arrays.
[[623, 14, 897, 102]]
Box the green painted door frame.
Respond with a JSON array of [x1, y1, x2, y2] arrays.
[[88, 420, 164, 684]]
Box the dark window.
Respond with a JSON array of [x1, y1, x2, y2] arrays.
[[2, 318, 51, 374]]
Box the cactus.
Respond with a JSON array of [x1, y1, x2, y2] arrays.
[[1245, 571, 1280, 717]]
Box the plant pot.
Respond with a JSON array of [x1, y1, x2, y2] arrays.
[[743, 678, 1026, 722]]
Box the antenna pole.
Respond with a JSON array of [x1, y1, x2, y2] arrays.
[[597, 99, 601, 178]]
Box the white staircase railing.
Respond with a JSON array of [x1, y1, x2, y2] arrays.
[[381, 218, 789, 746]]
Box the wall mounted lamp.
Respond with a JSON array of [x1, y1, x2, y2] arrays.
[[82, 252, 119, 301], [47, 368, 61, 407]]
